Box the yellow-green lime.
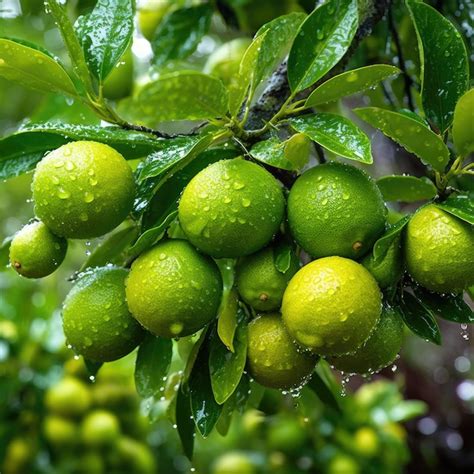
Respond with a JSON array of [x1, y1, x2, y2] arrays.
[[267, 416, 307, 454], [179, 158, 285, 258], [282, 256, 382, 356], [81, 410, 120, 447], [212, 451, 256, 474], [114, 437, 157, 473], [9, 221, 67, 278], [43, 415, 78, 448], [126, 239, 222, 338], [236, 246, 300, 311], [103, 48, 133, 100], [353, 427, 379, 457], [329, 307, 404, 374], [247, 313, 318, 389], [327, 454, 360, 474], [32, 141, 135, 239], [62, 267, 145, 362], [405, 204, 474, 293], [287, 162, 387, 259], [45, 377, 91, 417]]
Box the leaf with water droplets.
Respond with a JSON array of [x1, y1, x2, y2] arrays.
[[452, 88, 474, 157], [176, 384, 194, 460], [273, 239, 294, 274], [289, 113, 372, 163], [305, 65, 400, 107], [377, 175, 437, 202], [287, 0, 358, 93], [135, 334, 173, 399], [215, 260, 237, 351], [355, 107, 449, 172], [372, 215, 411, 263], [408, 1, 469, 132], [306, 365, 342, 414], [250, 137, 294, 171], [435, 193, 474, 225]]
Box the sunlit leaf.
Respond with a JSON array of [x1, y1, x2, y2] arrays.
[[436, 193, 474, 225], [215, 260, 237, 351], [376, 175, 437, 202]]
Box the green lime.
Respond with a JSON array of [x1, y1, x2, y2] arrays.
[[267, 416, 307, 454], [327, 454, 360, 474], [62, 267, 145, 362], [329, 307, 403, 374], [178, 158, 285, 258], [32, 141, 135, 239], [236, 246, 300, 311], [282, 256, 382, 356], [287, 162, 387, 259], [103, 48, 133, 100], [405, 204, 474, 293], [353, 427, 379, 457], [9, 220, 67, 278], [126, 239, 222, 338], [43, 415, 77, 447], [77, 453, 104, 474], [81, 410, 120, 447], [114, 437, 156, 473], [247, 313, 317, 389], [212, 451, 256, 474], [45, 377, 92, 417]]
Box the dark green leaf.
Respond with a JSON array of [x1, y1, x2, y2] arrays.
[[398, 292, 442, 345], [176, 385, 194, 460], [307, 367, 341, 414], [436, 193, 474, 225], [377, 175, 437, 202], [75, 0, 134, 80], [408, 1, 469, 132], [152, 4, 212, 67], [289, 113, 372, 163], [135, 335, 173, 398], [287, 0, 358, 93], [183, 328, 209, 384], [372, 215, 410, 263], [305, 65, 400, 107], [355, 107, 449, 172], [452, 88, 474, 157]]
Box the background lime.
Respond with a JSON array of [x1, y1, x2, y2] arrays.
[[43, 415, 78, 448], [212, 451, 256, 474], [81, 410, 120, 447], [45, 377, 91, 417]]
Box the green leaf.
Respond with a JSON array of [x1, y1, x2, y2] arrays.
[[408, 1, 469, 132], [215, 260, 237, 351], [135, 335, 173, 398], [151, 4, 212, 67], [183, 328, 209, 384], [0, 38, 77, 96], [398, 292, 441, 345], [436, 193, 474, 225], [414, 288, 474, 324], [355, 107, 449, 172], [452, 89, 474, 157], [273, 240, 293, 274], [289, 113, 372, 163], [287, 0, 358, 93], [372, 215, 410, 263], [0, 236, 13, 271], [250, 137, 295, 171], [376, 175, 437, 202], [388, 400, 428, 422], [209, 317, 248, 404], [176, 385, 194, 460], [75, 0, 134, 81], [307, 367, 341, 414], [305, 65, 400, 107], [137, 71, 229, 122]]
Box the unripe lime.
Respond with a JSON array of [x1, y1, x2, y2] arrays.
[[405, 204, 474, 293], [327, 454, 360, 474], [81, 410, 120, 447], [9, 221, 67, 278], [103, 48, 133, 100], [247, 313, 317, 389], [45, 377, 91, 417], [236, 246, 300, 311], [287, 162, 386, 259], [212, 452, 256, 474], [179, 158, 285, 258], [114, 437, 157, 473], [62, 267, 145, 362], [126, 239, 222, 338], [267, 416, 307, 454], [32, 141, 135, 239], [353, 426, 379, 457], [329, 307, 403, 375], [3, 438, 32, 474], [43, 415, 78, 447], [282, 257, 382, 356], [79, 452, 104, 474]]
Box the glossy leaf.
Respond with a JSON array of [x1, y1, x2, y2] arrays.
[[152, 4, 212, 67], [408, 1, 469, 132], [305, 65, 400, 107], [436, 193, 474, 225], [307, 367, 341, 414], [0, 38, 77, 96], [250, 137, 295, 171], [273, 240, 293, 274], [176, 385, 194, 460], [75, 0, 134, 80], [452, 88, 474, 157], [135, 335, 173, 398], [183, 328, 209, 385], [215, 260, 237, 351], [372, 215, 410, 263], [287, 0, 358, 93], [289, 113, 372, 163], [398, 292, 442, 345], [0, 236, 12, 271], [377, 175, 437, 202], [355, 107, 449, 172]]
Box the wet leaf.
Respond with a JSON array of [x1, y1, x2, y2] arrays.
[[176, 385, 194, 460], [289, 113, 372, 163], [273, 240, 293, 274], [305, 65, 400, 107], [183, 328, 209, 384], [452, 88, 474, 157], [307, 366, 342, 414], [250, 137, 295, 171], [377, 175, 437, 202], [215, 260, 237, 351], [287, 0, 358, 93], [372, 215, 411, 263], [436, 193, 474, 225], [355, 107, 449, 172]]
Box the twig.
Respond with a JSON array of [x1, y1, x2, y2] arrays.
[[119, 121, 200, 139]]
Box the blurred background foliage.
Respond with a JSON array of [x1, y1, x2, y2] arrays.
[[0, 0, 473, 473]]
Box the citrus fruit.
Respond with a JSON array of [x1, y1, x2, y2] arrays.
[[114, 437, 157, 473], [103, 48, 133, 100], [329, 307, 403, 374], [45, 377, 91, 417], [267, 416, 307, 454], [43, 415, 77, 447], [81, 410, 120, 447], [247, 313, 318, 389], [212, 451, 256, 474], [3, 438, 32, 474], [327, 454, 360, 474], [353, 427, 379, 457], [32, 141, 135, 239], [236, 246, 300, 311], [178, 158, 285, 258], [78, 452, 104, 474], [405, 204, 474, 293], [126, 239, 222, 338], [282, 256, 382, 356], [62, 267, 145, 362], [287, 162, 387, 259], [9, 220, 67, 278]]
